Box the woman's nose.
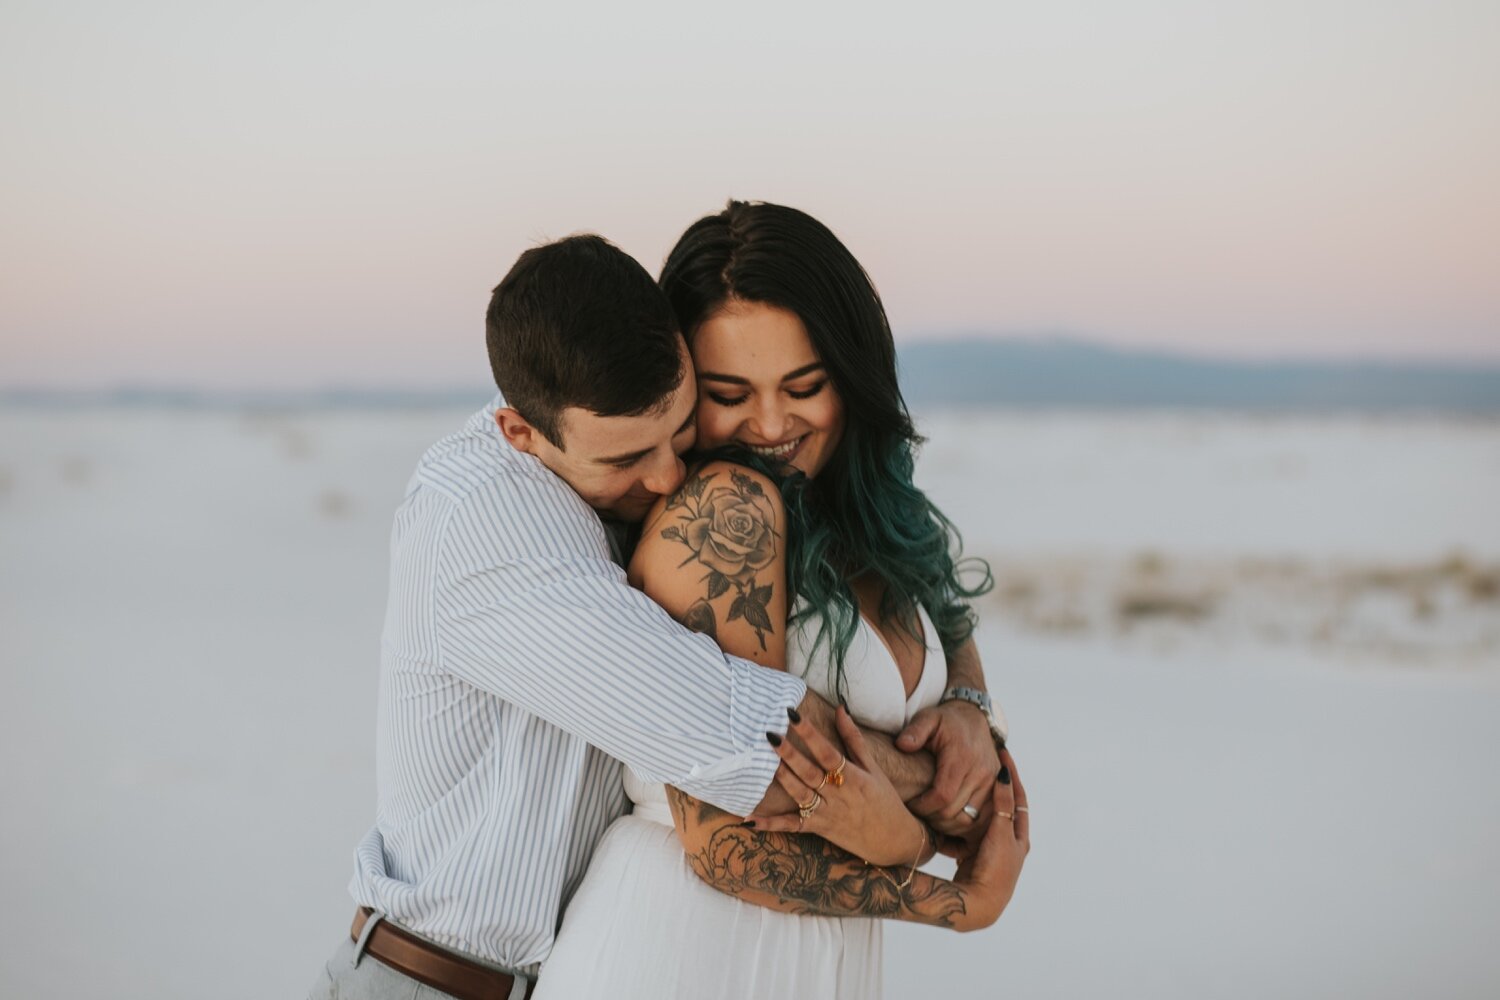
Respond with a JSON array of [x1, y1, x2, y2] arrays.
[[752, 399, 790, 442]]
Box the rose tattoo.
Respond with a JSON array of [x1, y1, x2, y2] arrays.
[[660, 469, 779, 649]]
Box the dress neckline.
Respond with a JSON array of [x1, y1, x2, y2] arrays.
[[855, 603, 942, 715]]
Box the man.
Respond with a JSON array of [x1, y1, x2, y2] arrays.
[[311, 234, 1005, 999]]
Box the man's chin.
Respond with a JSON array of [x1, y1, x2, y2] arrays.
[[600, 494, 658, 524]]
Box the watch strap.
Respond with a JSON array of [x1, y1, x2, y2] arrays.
[[940, 686, 1008, 745]]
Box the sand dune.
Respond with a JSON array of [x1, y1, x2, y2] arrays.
[[977, 550, 1500, 665]]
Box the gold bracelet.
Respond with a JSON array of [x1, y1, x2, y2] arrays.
[[894, 825, 927, 891]]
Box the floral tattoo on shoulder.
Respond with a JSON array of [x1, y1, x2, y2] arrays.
[[659, 469, 779, 649]]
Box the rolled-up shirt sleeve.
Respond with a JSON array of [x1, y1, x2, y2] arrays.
[[426, 473, 805, 817]]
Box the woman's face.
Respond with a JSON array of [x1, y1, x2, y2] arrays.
[[691, 299, 845, 479]]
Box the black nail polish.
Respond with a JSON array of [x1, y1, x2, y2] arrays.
[[739, 820, 756, 828], [766, 731, 783, 747], [786, 706, 802, 724], [999, 764, 1011, 785]]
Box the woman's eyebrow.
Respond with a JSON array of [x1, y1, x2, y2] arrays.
[[698, 362, 825, 385], [779, 362, 825, 382]]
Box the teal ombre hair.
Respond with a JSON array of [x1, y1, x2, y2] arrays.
[[661, 201, 993, 701]]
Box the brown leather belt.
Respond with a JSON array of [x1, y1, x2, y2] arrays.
[[352, 907, 530, 999]]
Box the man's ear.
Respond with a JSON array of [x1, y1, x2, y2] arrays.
[[495, 407, 542, 455]]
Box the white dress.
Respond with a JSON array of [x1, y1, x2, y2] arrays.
[[535, 603, 945, 999]]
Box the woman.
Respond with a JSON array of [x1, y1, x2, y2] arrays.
[[536, 202, 1029, 998]]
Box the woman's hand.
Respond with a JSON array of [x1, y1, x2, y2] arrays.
[[745, 705, 929, 867], [947, 747, 1030, 931]]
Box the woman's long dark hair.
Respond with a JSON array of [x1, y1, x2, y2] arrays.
[[661, 200, 992, 696]]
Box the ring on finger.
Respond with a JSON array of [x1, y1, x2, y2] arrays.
[[961, 804, 981, 821], [826, 754, 846, 788], [995, 811, 1014, 821], [1016, 806, 1029, 814], [797, 792, 823, 819]]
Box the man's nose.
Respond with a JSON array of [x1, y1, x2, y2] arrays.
[[641, 450, 686, 497]]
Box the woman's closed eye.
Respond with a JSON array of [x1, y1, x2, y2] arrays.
[[706, 391, 749, 407], [786, 380, 827, 400], [705, 381, 827, 407]]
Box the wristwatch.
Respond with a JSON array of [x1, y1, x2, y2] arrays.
[[939, 686, 1009, 747]]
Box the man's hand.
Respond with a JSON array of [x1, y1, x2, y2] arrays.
[[899, 699, 1002, 835]]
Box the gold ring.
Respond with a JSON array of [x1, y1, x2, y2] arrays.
[[826, 754, 846, 789], [1016, 806, 1029, 814], [995, 811, 1014, 821], [797, 792, 823, 819]]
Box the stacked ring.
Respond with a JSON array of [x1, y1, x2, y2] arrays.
[[797, 792, 822, 819]]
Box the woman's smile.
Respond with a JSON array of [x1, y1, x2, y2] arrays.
[[742, 434, 807, 462]]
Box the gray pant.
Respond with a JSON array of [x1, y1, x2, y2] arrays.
[[307, 915, 531, 1000]]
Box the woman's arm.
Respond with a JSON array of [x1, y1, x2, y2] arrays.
[[666, 769, 1024, 931], [632, 462, 1026, 927], [629, 461, 788, 668], [668, 785, 963, 926], [632, 461, 918, 862], [629, 460, 942, 814]]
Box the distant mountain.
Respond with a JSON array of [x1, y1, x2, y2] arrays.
[[5, 337, 1499, 412], [895, 337, 1500, 412], [0, 385, 491, 411]]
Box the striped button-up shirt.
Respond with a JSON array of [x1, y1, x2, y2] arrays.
[[349, 397, 806, 974]]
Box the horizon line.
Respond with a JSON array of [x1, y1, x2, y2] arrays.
[[6, 333, 1500, 396]]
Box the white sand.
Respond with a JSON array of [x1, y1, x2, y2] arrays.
[[1, 407, 1497, 998]]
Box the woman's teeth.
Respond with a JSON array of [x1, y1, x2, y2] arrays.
[[746, 436, 805, 459]]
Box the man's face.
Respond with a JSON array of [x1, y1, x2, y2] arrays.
[[499, 343, 698, 523]]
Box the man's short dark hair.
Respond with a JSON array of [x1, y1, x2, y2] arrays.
[[486, 234, 684, 447]]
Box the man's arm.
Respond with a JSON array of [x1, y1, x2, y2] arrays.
[[428, 469, 803, 818], [944, 635, 988, 692]]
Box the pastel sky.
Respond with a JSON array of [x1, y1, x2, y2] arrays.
[[2, 1, 1497, 388]]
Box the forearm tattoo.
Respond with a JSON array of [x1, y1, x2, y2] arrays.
[[666, 788, 969, 929], [659, 469, 779, 650]]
